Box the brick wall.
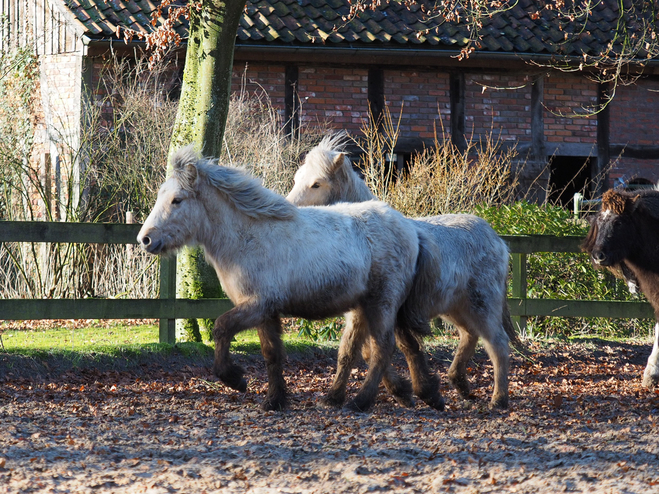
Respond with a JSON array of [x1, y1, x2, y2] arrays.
[[296, 67, 369, 134], [37, 52, 84, 220], [609, 79, 659, 185], [543, 74, 598, 145], [40, 53, 83, 151], [384, 70, 451, 140], [465, 73, 531, 142], [231, 62, 286, 110]]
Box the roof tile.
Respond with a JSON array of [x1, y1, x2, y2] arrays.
[[55, 0, 657, 61]]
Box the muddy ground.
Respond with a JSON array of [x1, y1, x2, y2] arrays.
[[1, 338, 658, 493]]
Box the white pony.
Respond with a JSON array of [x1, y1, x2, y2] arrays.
[[138, 146, 433, 412], [287, 133, 518, 409]]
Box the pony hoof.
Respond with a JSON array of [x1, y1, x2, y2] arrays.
[[489, 396, 509, 410], [392, 394, 415, 408], [215, 365, 247, 392], [320, 394, 345, 408], [344, 398, 373, 413], [448, 374, 471, 399], [262, 395, 287, 411], [642, 373, 659, 388], [419, 393, 445, 411]]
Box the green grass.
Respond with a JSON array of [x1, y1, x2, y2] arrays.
[[1, 324, 159, 351], [0, 323, 335, 357]]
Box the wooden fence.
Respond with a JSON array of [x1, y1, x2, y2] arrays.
[[0, 221, 653, 344]]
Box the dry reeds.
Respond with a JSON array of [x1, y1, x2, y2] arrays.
[[356, 106, 521, 216]]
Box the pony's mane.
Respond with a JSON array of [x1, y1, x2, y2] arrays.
[[170, 146, 297, 220], [306, 131, 353, 176]]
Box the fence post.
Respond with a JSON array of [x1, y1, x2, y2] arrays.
[[159, 256, 177, 344], [511, 252, 527, 336]]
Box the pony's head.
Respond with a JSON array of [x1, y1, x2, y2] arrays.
[[137, 146, 205, 255], [138, 146, 297, 255], [582, 188, 659, 268], [286, 132, 354, 206]]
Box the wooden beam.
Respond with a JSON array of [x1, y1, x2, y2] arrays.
[[531, 76, 545, 161], [368, 68, 384, 126], [508, 298, 654, 319], [501, 235, 584, 254], [0, 298, 234, 320], [450, 72, 466, 152], [0, 221, 141, 244]]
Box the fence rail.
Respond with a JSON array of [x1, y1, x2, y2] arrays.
[[0, 221, 653, 343]]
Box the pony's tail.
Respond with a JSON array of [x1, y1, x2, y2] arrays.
[[502, 300, 527, 354], [396, 229, 439, 338]]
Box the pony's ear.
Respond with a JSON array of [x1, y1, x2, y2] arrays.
[[182, 163, 198, 186], [331, 153, 345, 173], [634, 194, 659, 219]]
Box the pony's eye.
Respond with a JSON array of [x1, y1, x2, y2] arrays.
[[311, 183, 320, 189], [172, 197, 183, 205]]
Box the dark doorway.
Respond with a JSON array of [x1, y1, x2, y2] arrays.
[[548, 156, 593, 207]]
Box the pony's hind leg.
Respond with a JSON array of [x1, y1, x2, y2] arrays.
[[642, 322, 659, 388], [447, 311, 510, 409], [480, 331, 510, 409], [257, 315, 288, 411], [447, 325, 479, 400], [323, 309, 368, 408], [395, 324, 444, 410], [344, 307, 397, 413], [213, 304, 265, 393]]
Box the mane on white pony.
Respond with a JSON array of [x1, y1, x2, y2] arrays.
[[171, 145, 296, 220], [304, 132, 354, 175], [288, 132, 374, 205]]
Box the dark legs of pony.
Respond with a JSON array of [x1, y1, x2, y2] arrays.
[[324, 307, 443, 412], [323, 306, 398, 412], [394, 324, 444, 410], [445, 310, 510, 409], [213, 304, 288, 411]]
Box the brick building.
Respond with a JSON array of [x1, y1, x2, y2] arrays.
[[3, 0, 659, 207]]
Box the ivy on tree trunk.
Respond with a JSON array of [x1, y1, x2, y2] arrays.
[[168, 0, 247, 341]]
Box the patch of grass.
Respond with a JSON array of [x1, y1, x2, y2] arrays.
[[1, 324, 159, 352], [0, 324, 334, 358]]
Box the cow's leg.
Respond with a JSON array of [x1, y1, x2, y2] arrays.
[[642, 322, 659, 388], [257, 315, 288, 411], [213, 304, 265, 393]]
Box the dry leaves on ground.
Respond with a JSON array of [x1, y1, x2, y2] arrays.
[[1, 338, 658, 493]]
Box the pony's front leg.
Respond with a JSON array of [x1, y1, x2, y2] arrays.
[[257, 315, 288, 411], [213, 304, 264, 392], [322, 309, 368, 408], [395, 324, 444, 410], [362, 336, 414, 407], [642, 322, 659, 388]]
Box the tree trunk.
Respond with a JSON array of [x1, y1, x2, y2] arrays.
[[170, 0, 247, 341]]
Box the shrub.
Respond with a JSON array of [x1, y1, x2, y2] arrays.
[[477, 202, 648, 338]]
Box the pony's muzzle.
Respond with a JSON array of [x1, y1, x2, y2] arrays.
[[591, 250, 610, 266], [137, 233, 162, 255]]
